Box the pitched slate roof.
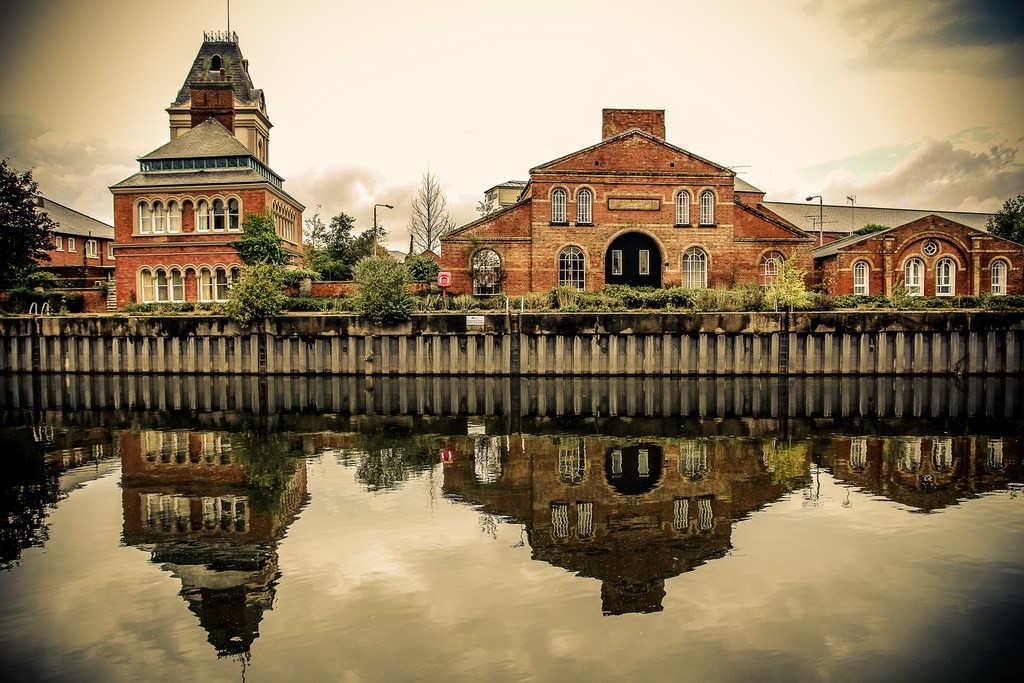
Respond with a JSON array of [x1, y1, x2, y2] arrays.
[[812, 227, 898, 258], [172, 33, 260, 107], [764, 201, 992, 235], [140, 118, 252, 160], [37, 196, 114, 239]]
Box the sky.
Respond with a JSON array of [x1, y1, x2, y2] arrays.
[[0, 0, 1021, 249]]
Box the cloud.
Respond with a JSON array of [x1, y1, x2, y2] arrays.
[[0, 114, 134, 223], [840, 0, 1024, 76], [813, 138, 1023, 211], [288, 165, 480, 253]]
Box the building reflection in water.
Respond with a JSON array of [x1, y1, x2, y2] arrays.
[[119, 427, 308, 657], [441, 433, 812, 615]]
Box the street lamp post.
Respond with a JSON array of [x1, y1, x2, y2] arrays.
[[372, 203, 394, 257], [806, 195, 823, 246]]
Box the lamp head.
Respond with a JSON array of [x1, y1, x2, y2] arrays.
[[805, 195, 821, 201]]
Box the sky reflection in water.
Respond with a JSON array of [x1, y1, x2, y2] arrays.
[[0, 375, 1022, 682]]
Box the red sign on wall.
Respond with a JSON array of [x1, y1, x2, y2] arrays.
[[437, 272, 452, 288]]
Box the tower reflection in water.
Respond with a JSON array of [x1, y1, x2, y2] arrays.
[[119, 426, 308, 656]]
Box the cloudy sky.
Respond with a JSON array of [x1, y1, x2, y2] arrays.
[[1, 0, 1021, 249]]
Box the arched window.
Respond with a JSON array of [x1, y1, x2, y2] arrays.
[[904, 258, 924, 296], [551, 188, 567, 224], [761, 251, 784, 287], [935, 258, 955, 296], [167, 201, 181, 233], [210, 55, 222, 71], [198, 268, 214, 302], [215, 268, 230, 300], [154, 269, 169, 302], [213, 199, 226, 230], [196, 200, 210, 232], [472, 249, 502, 296], [681, 247, 708, 289], [152, 201, 165, 234], [992, 260, 1007, 295], [853, 261, 870, 295], [138, 202, 150, 234], [228, 198, 240, 231], [699, 190, 715, 225], [558, 246, 585, 289], [675, 190, 691, 226], [576, 189, 592, 224], [140, 269, 154, 302], [170, 269, 184, 302]]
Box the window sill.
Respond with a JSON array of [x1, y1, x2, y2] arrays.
[[698, 223, 716, 228], [550, 221, 569, 226], [575, 222, 593, 227]]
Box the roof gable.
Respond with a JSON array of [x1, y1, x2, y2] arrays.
[[531, 129, 734, 177], [140, 118, 252, 160]]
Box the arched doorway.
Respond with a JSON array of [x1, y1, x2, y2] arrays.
[[605, 232, 661, 287]]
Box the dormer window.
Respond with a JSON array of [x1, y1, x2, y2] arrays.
[[210, 55, 222, 71]]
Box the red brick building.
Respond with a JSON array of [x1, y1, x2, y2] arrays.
[[440, 109, 814, 295], [815, 215, 1024, 297], [34, 196, 115, 286], [109, 31, 303, 309]]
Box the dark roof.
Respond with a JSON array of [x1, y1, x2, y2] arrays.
[[140, 119, 252, 160], [37, 196, 114, 239], [172, 33, 260, 107], [764, 201, 992, 235]]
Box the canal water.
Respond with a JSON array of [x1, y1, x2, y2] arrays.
[[1, 375, 1022, 682]]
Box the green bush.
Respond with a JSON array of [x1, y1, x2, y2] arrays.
[[20, 270, 60, 290], [224, 263, 286, 326], [280, 296, 355, 313], [405, 253, 441, 282], [1, 288, 84, 314], [353, 256, 414, 324], [280, 269, 322, 286]]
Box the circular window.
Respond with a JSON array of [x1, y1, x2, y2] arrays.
[[923, 241, 939, 256]]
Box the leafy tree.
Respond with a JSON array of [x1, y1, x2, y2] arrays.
[[404, 252, 440, 281], [766, 258, 813, 312], [851, 223, 889, 237], [223, 262, 286, 326], [987, 194, 1024, 244], [408, 169, 455, 254], [303, 210, 378, 280], [0, 160, 57, 288], [233, 211, 289, 266], [353, 255, 414, 324]]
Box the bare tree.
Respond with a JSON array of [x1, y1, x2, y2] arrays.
[[408, 169, 455, 254]]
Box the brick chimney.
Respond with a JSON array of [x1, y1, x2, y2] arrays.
[[602, 109, 665, 140], [189, 80, 236, 133]]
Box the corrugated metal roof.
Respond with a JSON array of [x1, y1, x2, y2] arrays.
[[764, 201, 992, 235], [140, 119, 252, 160], [38, 197, 113, 239]]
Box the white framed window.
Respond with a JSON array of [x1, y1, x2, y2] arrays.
[[991, 260, 1007, 295], [196, 199, 210, 232], [213, 199, 226, 230], [558, 246, 585, 289], [140, 269, 154, 302], [576, 189, 592, 224], [55, 235, 63, 251], [170, 269, 184, 302], [551, 189, 567, 224], [699, 190, 715, 225], [138, 202, 150, 234], [155, 270, 169, 301], [215, 269, 230, 300], [682, 247, 708, 289], [199, 268, 214, 301], [167, 201, 181, 233], [904, 258, 924, 296], [639, 249, 650, 276], [761, 251, 783, 286], [936, 257, 954, 296], [472, 249, 502, 296], [228, 198, 240, 231], [611, 249, 622, 276], [108, 242, 115, 260], [67, 237, 76, 252], [675, 190, 691, 226], [152, 201, 165, 234], [86, 239, 98, 259], [853, 261, 869, 295]]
